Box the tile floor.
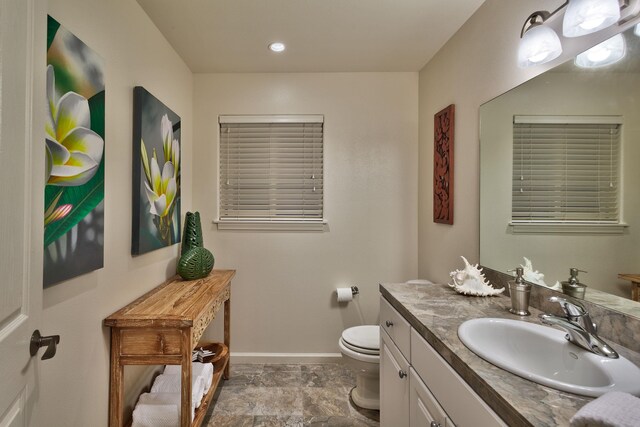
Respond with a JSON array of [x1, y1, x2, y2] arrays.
[[203, 363, 380, 426]]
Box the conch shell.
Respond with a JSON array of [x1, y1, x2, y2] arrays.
[[520, 257, 561, 291], [449, 256, 504, 296]]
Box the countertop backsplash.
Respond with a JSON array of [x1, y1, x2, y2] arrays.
[[482, 266, 640, 354]]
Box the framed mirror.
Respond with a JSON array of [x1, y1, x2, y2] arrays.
[[480, 24, 640, 317]]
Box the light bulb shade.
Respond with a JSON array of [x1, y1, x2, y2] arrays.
[[635, 23, 640, 37], [518, 24, 563, 68], [575, 33, 626, 68], [563, 0, 620, 37]]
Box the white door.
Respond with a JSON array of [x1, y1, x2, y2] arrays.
[[0, 0, 45, 425]]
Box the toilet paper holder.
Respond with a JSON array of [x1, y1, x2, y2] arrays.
[[336, 285, 360, 303]]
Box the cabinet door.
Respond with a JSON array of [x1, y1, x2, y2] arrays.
[[409, 368, 451, 427], [381, 329, 410, 427], [411, 329, 507, 427]]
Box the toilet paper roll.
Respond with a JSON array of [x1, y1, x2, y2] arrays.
[[336, 287, 353, 303]]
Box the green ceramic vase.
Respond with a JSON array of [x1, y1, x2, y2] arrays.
[[177, 211, 214, 280], [181, 211, 204, 255]]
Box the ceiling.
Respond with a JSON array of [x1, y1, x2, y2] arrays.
[[136, 0, 485, 73]]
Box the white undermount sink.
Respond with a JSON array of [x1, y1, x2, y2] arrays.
[[458, 318, 640, 397]]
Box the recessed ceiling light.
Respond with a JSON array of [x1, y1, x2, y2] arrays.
[[268, 42, 286, 53]]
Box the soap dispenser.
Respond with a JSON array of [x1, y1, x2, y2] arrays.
[[561, 268, 587, 299], [508, 267, 531, 316]]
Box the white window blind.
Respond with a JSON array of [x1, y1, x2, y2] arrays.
[[512, 116, 621, 224], [219, 115, 324, 225]]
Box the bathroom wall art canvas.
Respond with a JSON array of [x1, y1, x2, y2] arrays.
[[44, 16, 105, 287], [433, 104, 454, 225], [132, 87, 181, 255]]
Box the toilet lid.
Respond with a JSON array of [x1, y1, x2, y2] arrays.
[[341, 338, 380, 355], [341, 325, 379, 351]]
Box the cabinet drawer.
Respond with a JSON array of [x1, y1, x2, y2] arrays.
[[380, 296, 411, 357], [120, 328, 183, 356], [411, 329, 507, 427]]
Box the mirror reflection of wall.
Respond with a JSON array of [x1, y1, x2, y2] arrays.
[[480, 26, 640, 301]]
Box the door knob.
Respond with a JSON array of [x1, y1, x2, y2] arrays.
[[30, 330, 60, 360]]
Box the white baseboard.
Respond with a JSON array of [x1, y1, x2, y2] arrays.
[[230, 352, 343, 364]]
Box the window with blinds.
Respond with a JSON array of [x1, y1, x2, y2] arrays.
[[512, 116, 621, 225], [218, 115, 324, 229]]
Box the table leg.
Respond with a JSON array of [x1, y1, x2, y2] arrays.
[[109, 330, 124, 427], [224, 296, 231, 380], [181, 329, 192, 427]]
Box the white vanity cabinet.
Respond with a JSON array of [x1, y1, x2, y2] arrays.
[[380, 328, 410, 426], [381, 329, 450, 427], [409, 368, 452, 427], [410, 329, 506, 427], [380, 291, 411, 356], [380, 296, 507, 427]]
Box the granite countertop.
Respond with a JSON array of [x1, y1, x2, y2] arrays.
[[379, 281, 640, 427]]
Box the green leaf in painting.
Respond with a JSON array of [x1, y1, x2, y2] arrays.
[[44, 190, 63, 219], [88, 90, 105, 139], [44, 157, 104, 247], [47, 15, 60, 51], [140, 139, 152, 184]]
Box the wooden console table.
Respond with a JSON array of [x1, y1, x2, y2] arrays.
[[104, 269, 235, 427], [618, 273, 640, 302]]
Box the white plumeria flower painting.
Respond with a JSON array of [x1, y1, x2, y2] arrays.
[[44, 16, 105, 287], [132, 87, 181, 255]]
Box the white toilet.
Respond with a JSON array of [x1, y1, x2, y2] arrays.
[[338, 325, 380, 410]]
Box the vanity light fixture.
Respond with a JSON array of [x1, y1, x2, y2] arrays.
[[563, 0, 621, 37], [575, 33, 626, 67], [518, 11, 563, 68], [268, 42, 286, 53], [635, 22, 640, 36], [518, 0, 639, 68]]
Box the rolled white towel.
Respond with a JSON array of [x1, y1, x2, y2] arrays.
[[151, 374, 206, 408], [164, 362, 214, 393], [131, 404, 179, 427], [570, 392, 640, 427], [134, 393, 195, 424]]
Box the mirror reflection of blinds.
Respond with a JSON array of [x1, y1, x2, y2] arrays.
[[512, 117, 621, 223], [219, 118, 323, 222]]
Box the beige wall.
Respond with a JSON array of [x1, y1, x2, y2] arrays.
[[480, 72, 640, 297], [193, 73, 418, 355], [417, 0, 639, 283], [38, 0, 193, 425]]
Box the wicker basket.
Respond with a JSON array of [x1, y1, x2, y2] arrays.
[[194, 342, 228, 371]]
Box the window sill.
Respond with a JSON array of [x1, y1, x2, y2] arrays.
[[509, 222, 628, 235], [214, 219, 327, 231]]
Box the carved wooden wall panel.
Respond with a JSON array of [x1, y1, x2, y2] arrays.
[[434, 104, 454, 224]]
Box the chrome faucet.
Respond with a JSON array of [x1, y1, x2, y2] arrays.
[[539, 296, 619, 359]]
